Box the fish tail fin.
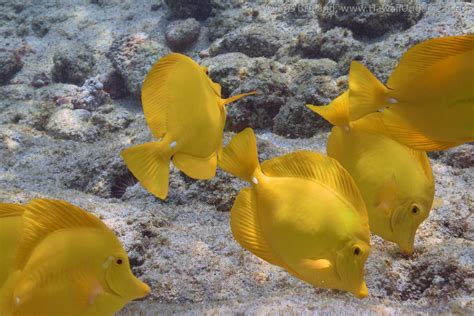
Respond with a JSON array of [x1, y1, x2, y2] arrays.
[[349, 61, 390, 121], [121, 141, 173, 199], [218, 128, 260, 183], [306, 91, 350, 127], [220, 91, 257, 106]]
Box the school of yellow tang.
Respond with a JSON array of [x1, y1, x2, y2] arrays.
[[1, 34, 472, 313]]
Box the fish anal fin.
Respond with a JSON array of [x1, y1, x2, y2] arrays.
[[387, 35, 474, 89], [231, 188, 283, 267], [383, 119, 463, 151], [306, 91, 350, 127], [172, 151, 217, 179], [348, 61, 389, 121], [121, 141, 173, 199], [0, 203, 24, 218], [261, 151, 367, 218], [14, 199, 107, 269]]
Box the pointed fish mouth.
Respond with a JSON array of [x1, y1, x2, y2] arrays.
[[354, 282, 369, 299]]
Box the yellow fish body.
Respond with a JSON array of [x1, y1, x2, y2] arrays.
[[327, 114, 436, 255], [122, 53, 255, 199], [218, 128, 371, 298], [346, 35, 474, 150], [0, 199, 150, 316], [0, 204, 24, 288]]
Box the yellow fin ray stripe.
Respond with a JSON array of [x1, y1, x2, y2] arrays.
[[348, 61, 389, 121], [384, 122, 464, 151], [0, 203, 24, 218], [121, 141, 172, 199], [261, 151, 367, 217], [388, 35, 474, 89], [230, 188, 284, 267], [172, 151, 217, 180], [142, 53, 189, 138], [306, 91, 350, 127], [14, 199, 107, 269], [218, 128, 260, 183]]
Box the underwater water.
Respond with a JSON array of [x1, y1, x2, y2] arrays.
[[0, 0, 473, 315]]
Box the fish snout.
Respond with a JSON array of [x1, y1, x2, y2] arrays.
[[399, 244, 414, 256], [354, 281, 369, 299], [129, 277, 151, 300]]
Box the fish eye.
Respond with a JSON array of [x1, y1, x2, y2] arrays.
[[353, 247, 361, 255], [116, 259, 123, 265], [411, 205, 419, 214]]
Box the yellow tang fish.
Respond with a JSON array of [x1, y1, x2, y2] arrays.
[[122, 53, 256, 199], [0, 204, 24, 288], [329, 115, 436, 255], [218, 128, 371, 298], [0, 199, 150, 316], [345, 35, 474, 151]]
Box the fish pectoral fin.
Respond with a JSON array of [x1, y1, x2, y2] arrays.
[[230, 188, 284, 267], [261, 151, 367, 218], [374, 175, 398, 213], [432, 197, 443, 209], [348, 61, 389, 121], [301, 259, 333, 270], [121, 141, 173, 200], [220, 91, 257, 106], [387, 35, 474, 89], [172, 151, 217, 180], [0, 270, 22, 312], [306, 91, 350, 127]]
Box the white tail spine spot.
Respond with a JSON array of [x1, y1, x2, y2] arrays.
[[170, 141, 177, 149], [252, 177, 258, 184]]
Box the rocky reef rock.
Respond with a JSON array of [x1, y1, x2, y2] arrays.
[[0, 1, 473, 315], [318, 0, 424, 38], [209, 24, 283, 58], [45, 108, 98, 142], [0, 49, 23, 85], [203, 53, 291, 131], [165, 18, 201, 51], [164, 0, 212, 20], [51, 46, 96, 86], [108, 33, 170, 96]]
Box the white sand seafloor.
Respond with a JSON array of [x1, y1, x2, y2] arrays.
[[0, 0, 473, 315]]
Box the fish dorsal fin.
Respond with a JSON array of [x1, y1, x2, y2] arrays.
[[0, 203, 24, 218], [387, 35, 474, 89], [141, 53, 192, 139], [261, 151, 367, 217], [306, 91, 350, 127], [230, 188, 286, 268], [14, 199, 108, 269]]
